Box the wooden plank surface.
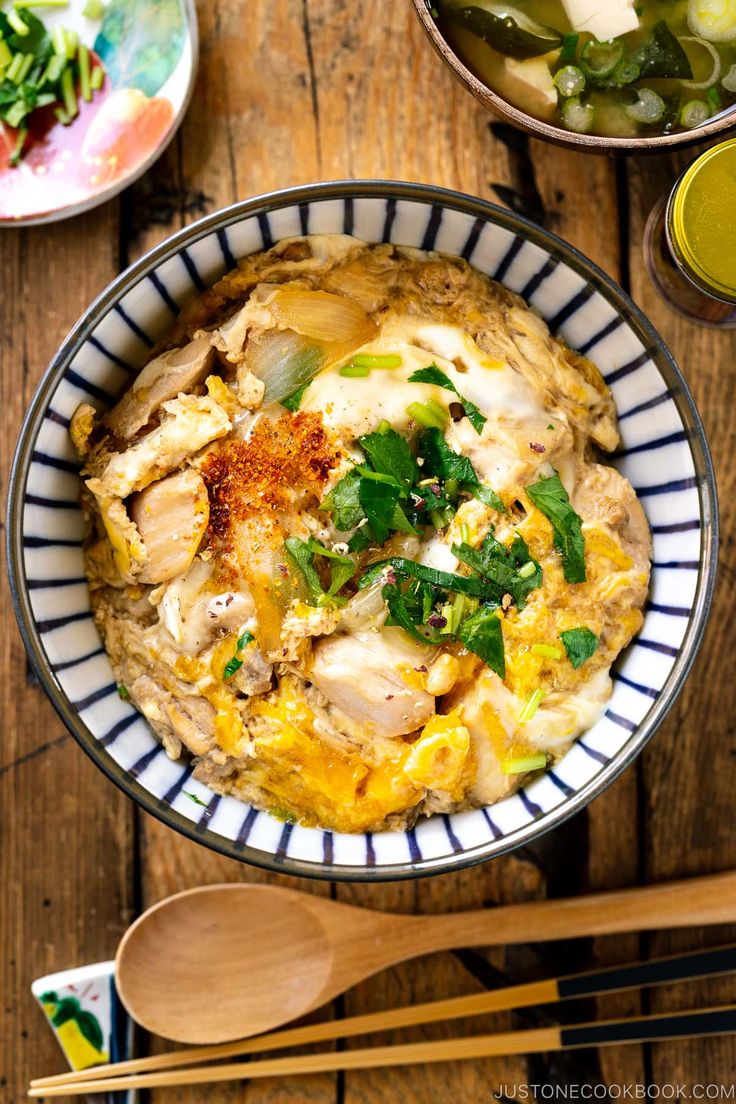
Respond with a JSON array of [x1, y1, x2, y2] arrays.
[[1, 1, 735, 1100]]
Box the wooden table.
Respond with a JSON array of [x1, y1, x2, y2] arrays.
[[2, 2, 736, 1099]]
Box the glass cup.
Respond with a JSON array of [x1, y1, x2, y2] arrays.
[[644, 137, 736, 329]]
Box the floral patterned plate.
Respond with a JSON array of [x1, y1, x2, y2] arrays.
[[0, 0, 197, 226]]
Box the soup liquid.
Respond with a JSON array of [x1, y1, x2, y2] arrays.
[[435, 1, 736, 138]]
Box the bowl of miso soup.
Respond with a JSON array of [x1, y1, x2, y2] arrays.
[[414, 0, 736, 150]]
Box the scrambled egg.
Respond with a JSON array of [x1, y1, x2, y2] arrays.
[[73, 235, 651, 833]]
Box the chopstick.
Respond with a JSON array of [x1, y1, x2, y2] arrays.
[[27, 1005, 736, 1096], [31, 943, 736, 1091]]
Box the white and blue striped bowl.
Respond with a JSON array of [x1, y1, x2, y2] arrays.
[[7, 182, 718, 881]]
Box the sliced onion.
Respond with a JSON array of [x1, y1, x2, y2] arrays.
[[681, 36, 723, 88], [271, 289, 377, 346], [247, 328, 326, 405], [723, 62, 736, 90], [339, 580, 388, 632], [688, 0, 736, 42]]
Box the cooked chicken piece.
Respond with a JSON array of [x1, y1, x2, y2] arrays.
[[70, 403, 98, 459], [230, 647, 273, 696], [90, 393, 231, 499], [235, 364, 265, 409], [444, 668, 519, 806], [130, 674, 216, 758], [572, 462, 652, 573], [105, 335, 215, 440], [93, 493, 147, 583], [130, 468, 210, 585], [157, 558, 258, 654], [309, 628, 436, 739], [477, 305, 618, 453]]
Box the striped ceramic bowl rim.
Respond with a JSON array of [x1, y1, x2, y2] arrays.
[[7, 181, 718, 881]]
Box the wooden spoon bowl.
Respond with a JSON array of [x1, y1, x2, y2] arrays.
[[116, 871, 736, 1044]]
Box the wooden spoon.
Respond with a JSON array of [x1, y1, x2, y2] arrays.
[[116, 871, 736, 1045]]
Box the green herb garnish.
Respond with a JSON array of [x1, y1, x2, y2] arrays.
[[560, 627, 599, 669], [183, 790, 208, 807], [281, 380, 310, 412], [116, 684, 130, 700], [223, 630, 255, 679], [0, 6, 106, 163], [452, 532, 542, 610], [525, 472, 586, 584], [502, 753, 547, 775], [459, 606, 505, 678], [284, 537, 354, 606], [408, 364, 487, 435]]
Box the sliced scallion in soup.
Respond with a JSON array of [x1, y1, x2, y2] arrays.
[[433, 0, 736, 138]]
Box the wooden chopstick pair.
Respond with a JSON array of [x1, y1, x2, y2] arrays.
[[30, 944, 736, 1097]]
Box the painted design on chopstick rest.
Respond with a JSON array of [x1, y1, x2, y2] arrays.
[[0, 0, 193, 225], [32, 960, 137, 1101]]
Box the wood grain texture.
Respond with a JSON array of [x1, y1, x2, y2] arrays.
[[1, 0, 735, 1100]]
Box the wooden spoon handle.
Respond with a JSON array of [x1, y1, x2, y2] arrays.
[[408, 871, 736, 954]]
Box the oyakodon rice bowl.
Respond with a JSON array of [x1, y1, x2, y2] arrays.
[[71, 233, 651, 834]]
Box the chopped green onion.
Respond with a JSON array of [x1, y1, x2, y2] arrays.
[[339, 363, 370, 378], [625, 88, 665, 124], [425, 397, 448, 424], [6, 51, 25, 82], [54, 106, 70, 124], [52, 24, 67, 55], [517, 688, 545, 724], [352, 353, 402, 370], [439, 602, 454, 635], [5, 99, 30, 127], [82, 0, 105, 16], [60, 64, 78, 120], [406, 401, 447, 430], [611, 59, 640, 85], [681, 99, 710, 128], [117, 684, 130, 700], [90, 63, 104, 90], [502, 753, 547, 775], [580, 38, 624, 80], [459, 522, 469, 544], [554, 65, 585, 97], [707, 85, 723, 112], [78, 43, 91, 101], [7, 9, 30, 34], [0, 40, 12, 69], [559, 32, 579, 63], [517, 561, 536, 580], [531, 643, 562, 660], [561, 96, 594, 134], [15, 52, 34, 83], [41, 54, 66, 84], [63, 27, 78, 57]]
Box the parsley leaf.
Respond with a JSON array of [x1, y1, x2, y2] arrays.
[[223, 631, 255, 679], [281, 381, 310, 412], [359, 557, 502, 600], [420, 426, 478, 484], [358, 478, 401, 545], [359, 427, 418, 488], [284, 537, 326, 603], [525, 472, 586, 584], [452, 532, 542, 609], [321, 469, 363, 531], [560, 627, 599, 669], [381, 582, 445, 645], [183, 790, 208, 807], [459, 607, 505, 678], [408, 365, 487, 435], [286, 537, 355, 604], [465, 482, 505, 512]]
